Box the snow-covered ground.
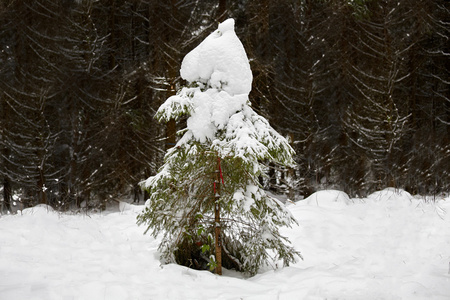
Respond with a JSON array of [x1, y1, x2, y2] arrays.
[[0, 188, 449, 300]]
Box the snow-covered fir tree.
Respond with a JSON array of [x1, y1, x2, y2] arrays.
[[137, 19, 301, 276]]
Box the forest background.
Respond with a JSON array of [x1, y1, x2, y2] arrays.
[[0, 0, 448, 211]]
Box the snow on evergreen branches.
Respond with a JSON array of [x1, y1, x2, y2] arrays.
[[138, 18, 300, 275]]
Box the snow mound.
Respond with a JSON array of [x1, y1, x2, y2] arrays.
[[118, 201, 144, 214], [301, 190, 351, 208], [367, 187, 413, 202], [180, 18, 252, 96], [21, 204, 55, 215]]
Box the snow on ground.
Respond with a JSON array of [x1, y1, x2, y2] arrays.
[[0, 189, 449, 300]]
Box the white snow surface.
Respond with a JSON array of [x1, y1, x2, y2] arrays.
[[180, 18, 252, 96], [1, 188, 449, 300]]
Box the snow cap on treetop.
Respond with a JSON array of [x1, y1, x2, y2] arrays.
[[180, 18, 253, 96]]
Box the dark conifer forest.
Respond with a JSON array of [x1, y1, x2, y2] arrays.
[[0, 0, 448, 211]]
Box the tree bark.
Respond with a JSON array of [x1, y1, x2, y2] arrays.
[[217, 0, 227, 22], [1, 95, 12, 212], [165, 2, 179, 150], [214, 156, 222, 275], [2, 177, 11, 212]]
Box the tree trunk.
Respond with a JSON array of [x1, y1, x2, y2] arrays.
[[38, 167, 47, 205], [217, 0, 227, 22], [108, 0, 116, 70], [165, 64, 177, 150], [1, 96, 12, 212], [2, 177, 12, 212], [165, 1, 179, 150], [214, 156, 222, 275], [166, 119, 176, 150]]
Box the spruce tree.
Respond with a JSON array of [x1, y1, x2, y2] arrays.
[[137, 19, 301, 276]]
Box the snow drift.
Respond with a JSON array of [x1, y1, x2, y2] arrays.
[[0, 189, 449, 299]]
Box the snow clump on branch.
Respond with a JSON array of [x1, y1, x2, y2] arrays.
[[155, 18, 294, 167]]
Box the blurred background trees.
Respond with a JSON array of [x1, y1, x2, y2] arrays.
[[1, 0, 448, 211]]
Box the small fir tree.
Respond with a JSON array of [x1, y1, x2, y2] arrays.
[[137, 19, 301, 275]]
